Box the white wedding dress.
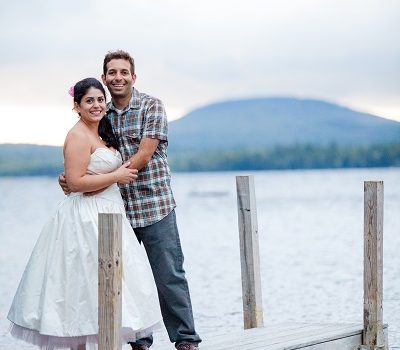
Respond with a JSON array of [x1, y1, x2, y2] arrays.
[[7, 148, 162, 350]]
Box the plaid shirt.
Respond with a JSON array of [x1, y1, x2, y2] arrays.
[[106, 88, 176, 228]]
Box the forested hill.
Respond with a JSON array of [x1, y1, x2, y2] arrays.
[[168, 97, 400, 152], [0, 144, 63, 176], [1, 97, 399, 175]]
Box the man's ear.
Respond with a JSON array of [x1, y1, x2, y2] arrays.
[[101, 74, 106, 85], [132, 74, 137, 84]]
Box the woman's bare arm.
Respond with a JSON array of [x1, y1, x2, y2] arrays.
[[64, 131, 136, 192]]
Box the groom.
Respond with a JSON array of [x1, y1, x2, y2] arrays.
[[61, 50, 201, 350]]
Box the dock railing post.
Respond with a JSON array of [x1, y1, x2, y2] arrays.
[[236, 175, 264, 329], [362, 181, 387, 350], [98, 213, 123, 350]]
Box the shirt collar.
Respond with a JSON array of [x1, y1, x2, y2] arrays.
[[107, 87, 140, 113]]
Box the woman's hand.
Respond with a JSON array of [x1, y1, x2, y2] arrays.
[[114, 162, 138, 184]]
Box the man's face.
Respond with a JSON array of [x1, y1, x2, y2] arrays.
[[102, 59, 136, 99]]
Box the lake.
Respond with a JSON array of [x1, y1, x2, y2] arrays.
[[0, 167, 399, 349]]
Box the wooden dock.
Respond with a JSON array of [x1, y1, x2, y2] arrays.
[[200, 322, 367, 350], [96, 180, 388, 350], [154, 322, 387, 350]]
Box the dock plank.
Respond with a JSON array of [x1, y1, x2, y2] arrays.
[[201, 323, 359, 349], [178, 322, 376, 350]]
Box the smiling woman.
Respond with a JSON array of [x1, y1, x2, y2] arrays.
[[6, 77, 163, 350], [63, 77, 126, 192]]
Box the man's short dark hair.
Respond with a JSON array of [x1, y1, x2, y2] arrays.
[[103, 50, 135, 75]]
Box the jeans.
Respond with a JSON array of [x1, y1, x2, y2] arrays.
[[133, 210, 201, 347]]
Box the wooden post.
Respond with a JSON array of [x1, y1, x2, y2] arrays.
[[236, 175, 264, 329], [98, 213, 123, 350], [363, 181, 386, 350]]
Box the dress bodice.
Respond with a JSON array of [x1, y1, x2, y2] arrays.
[[87, 148, 122, 175]]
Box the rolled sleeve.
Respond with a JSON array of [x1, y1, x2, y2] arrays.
[[143, 100, 168, 141]]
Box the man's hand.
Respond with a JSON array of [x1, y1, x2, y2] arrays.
[[58, 172, 71, 195]]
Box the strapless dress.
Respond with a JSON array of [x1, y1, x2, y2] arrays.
[[7, 148, 162, 350]]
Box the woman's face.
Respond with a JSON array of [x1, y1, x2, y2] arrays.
[[75, 87, 106, 123]]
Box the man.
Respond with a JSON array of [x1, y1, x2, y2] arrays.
[[61, 50, 201, 350]]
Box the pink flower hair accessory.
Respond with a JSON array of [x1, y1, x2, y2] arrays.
[[68, 86, 74, 97]]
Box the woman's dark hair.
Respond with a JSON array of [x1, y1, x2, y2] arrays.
[[73, 77, 106, 104], [99, 117, 119, 150], [73, 77, 119, 150]]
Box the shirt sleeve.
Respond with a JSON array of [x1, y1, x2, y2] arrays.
[[143, 99, 168, 141]]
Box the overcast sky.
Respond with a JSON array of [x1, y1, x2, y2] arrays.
[[1, 0, 399, 145]]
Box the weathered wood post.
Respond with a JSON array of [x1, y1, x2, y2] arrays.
[[362, 181, 387, 350], [236, 175, 264, 329], [98, 213, 123, 350]]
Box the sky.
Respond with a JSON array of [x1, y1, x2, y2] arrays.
[[0, 0, 399, 146]]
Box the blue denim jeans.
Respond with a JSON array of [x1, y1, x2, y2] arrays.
[[133, 210, 201, 347]]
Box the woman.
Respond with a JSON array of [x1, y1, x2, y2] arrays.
[[7, 78, 162, 350]]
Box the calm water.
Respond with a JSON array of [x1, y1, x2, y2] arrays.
[[0, 168, 399, 349]]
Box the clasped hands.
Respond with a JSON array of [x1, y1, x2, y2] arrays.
[[58, 161, 138, 196]]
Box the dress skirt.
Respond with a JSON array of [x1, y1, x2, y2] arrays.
[[7, 183, 162, 350]]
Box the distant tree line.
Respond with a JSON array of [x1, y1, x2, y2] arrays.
[[0, 143, 399, 176], [0, 144, 63, 176], [169, 143, 400, 172]]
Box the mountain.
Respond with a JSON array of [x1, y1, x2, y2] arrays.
[[1, 97, 399, 175], [168, 97, 400, 152]]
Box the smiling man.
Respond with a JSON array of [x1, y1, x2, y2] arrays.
[[101, 50, 201, 350]]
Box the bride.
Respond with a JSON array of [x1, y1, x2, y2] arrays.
[[7, 78, 162, 350]]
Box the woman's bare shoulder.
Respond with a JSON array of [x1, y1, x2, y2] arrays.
[[64, 124, 91, 154]]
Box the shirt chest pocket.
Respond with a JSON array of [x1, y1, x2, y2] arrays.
[[117, 113, 144, 153], [124, 129, 141, 148], [126, 131, 141, 141], [117, 122, 142, 156], [119, 133, 141, 157], [122, 122, 142, 141]]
